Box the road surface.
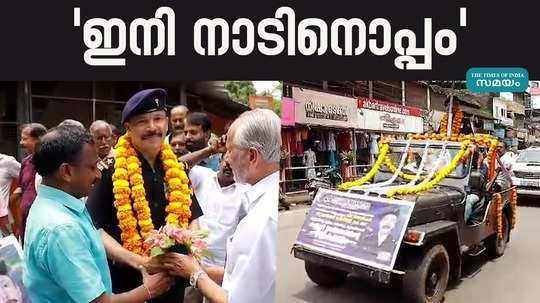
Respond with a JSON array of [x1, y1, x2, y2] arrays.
[[277, 199, 540, 303]]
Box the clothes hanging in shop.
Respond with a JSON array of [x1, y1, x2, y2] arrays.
[[303, 148, 317, 180], [316, 130, 327, 151], [328, 131, 337, 151], [338, 132, 352, 151], [357, 133, 368, 149], [328, 150, 339, 168]]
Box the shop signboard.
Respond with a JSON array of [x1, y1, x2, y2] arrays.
[[293, 87, 358, 128], [281, 97, 296, 126], [357, 97, 424, 133]]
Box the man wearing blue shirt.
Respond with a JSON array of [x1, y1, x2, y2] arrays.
[[24, 126, 172, 303]]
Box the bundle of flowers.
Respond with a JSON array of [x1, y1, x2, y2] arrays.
[[144, 223, 212, 260]]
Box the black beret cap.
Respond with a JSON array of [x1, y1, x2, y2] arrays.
[[122, 88, 167, 124]]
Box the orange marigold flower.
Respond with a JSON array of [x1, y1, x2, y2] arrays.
[[116, 147, 128, 158], [127, 163, 141, 175], [131, 184, 146, 198], [163, 159, 178, 170], [168, 178, 182, 190], [114, 157, 128, 169], [168, 190, 183, 201], [114, 193, 131, 201], [138, 219, 153, 227], [179, 172, 189, 184], [161, 149, 176, 160], [130, 174, 143, 185], [112, 168, 128, 181], [166, 168, 182, 179], [116, 203, 132, 212], [113, 179, 130, 188], [127, 156, 140, 164], [113, 186, 130, 195]]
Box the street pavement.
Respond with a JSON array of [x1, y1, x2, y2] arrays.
[[277, 198, 540, 303]]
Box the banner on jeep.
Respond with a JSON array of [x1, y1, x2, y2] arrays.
[[295, 189, 414, 271]]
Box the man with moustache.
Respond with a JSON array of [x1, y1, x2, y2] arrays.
[[90, 120, 116, 172], [24, 127, 172, 303], [169, 130, 190, 158], [152, 109, 279, 303], [87, 88, 204, 303], [165, 106, 189, 144]]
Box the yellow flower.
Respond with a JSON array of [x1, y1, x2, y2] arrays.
[[127, 163, 141, 176], [116, 147, 128, 158], [116, 204, 132, 212], [113, 187, 130, 195], [130, 174, 143, 186], [163, 159, 179, 169], [113, 168, 128, 181], [161, 148, 176, 160], [115, 157, 128, 169], [131, 184, 146, 198], [179, 171, 189, 183], [127, 156, 140, 164], [168, 178, 182, 190], [166, 168, 182, 179]]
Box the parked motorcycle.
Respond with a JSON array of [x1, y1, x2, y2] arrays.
[[306, 167, 343, 200]]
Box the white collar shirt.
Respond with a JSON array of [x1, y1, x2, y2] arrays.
[[189, 165, 249, 267], [222, 171, 278, 303]]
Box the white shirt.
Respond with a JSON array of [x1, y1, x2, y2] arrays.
[[0, 154, 20, 216], [222, 171, 278, 303], [500, 151, 517, 170], [188, 165, 248, 267]]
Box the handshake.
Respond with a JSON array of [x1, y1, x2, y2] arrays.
[[135, 253, 204, 300]]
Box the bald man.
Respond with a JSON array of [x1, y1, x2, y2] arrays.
[[171, 105, 189, 132], [89, 120, 115, 172]]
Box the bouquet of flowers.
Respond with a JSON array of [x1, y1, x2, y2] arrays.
[[144, 223, 212, 260]]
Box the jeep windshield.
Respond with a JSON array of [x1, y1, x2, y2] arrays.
[[384, 142, 468, 179]]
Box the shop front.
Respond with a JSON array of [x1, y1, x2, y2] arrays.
[[355, 97, 424, 169], [281, 87, 358, 193]]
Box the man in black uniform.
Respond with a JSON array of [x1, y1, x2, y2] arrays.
[[87, 88, 204, 303]]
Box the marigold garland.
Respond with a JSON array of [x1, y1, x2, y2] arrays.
[[493, 193, 503, 239], [112, 134, 193, 255], [338, 142, 390, 190], [509, 188, 517, 228], [386, 141, 469, 197], [384, 156, 426, 181]]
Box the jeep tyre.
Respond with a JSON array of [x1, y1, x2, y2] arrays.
[[304, 261, 347, 288], [486, 213, 510, 259], [402, 244, 450, 303]]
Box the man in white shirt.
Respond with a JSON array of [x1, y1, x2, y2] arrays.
[[185, 160, 249, 303], [157, 109, 279, 303], [0, 153, 21, 236], [189, 161, 248, 267]]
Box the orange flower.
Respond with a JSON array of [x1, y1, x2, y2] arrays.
[[161, 149, 176, 160]]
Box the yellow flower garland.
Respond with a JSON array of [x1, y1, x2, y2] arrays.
[[112, 135, 192, 255], [386, 141, 469, 198], [338, 142, 390, 190], [384, 156, 426, 181]]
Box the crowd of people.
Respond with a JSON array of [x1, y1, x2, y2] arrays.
[[0, 88, 280, 303]]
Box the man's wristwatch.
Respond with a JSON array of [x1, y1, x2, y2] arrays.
[[189, 270, 207, 289]]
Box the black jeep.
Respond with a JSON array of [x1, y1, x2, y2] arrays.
[[292, 140, 516, 303]]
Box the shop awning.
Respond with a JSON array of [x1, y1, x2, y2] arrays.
[[461, 105, 496, 120]]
